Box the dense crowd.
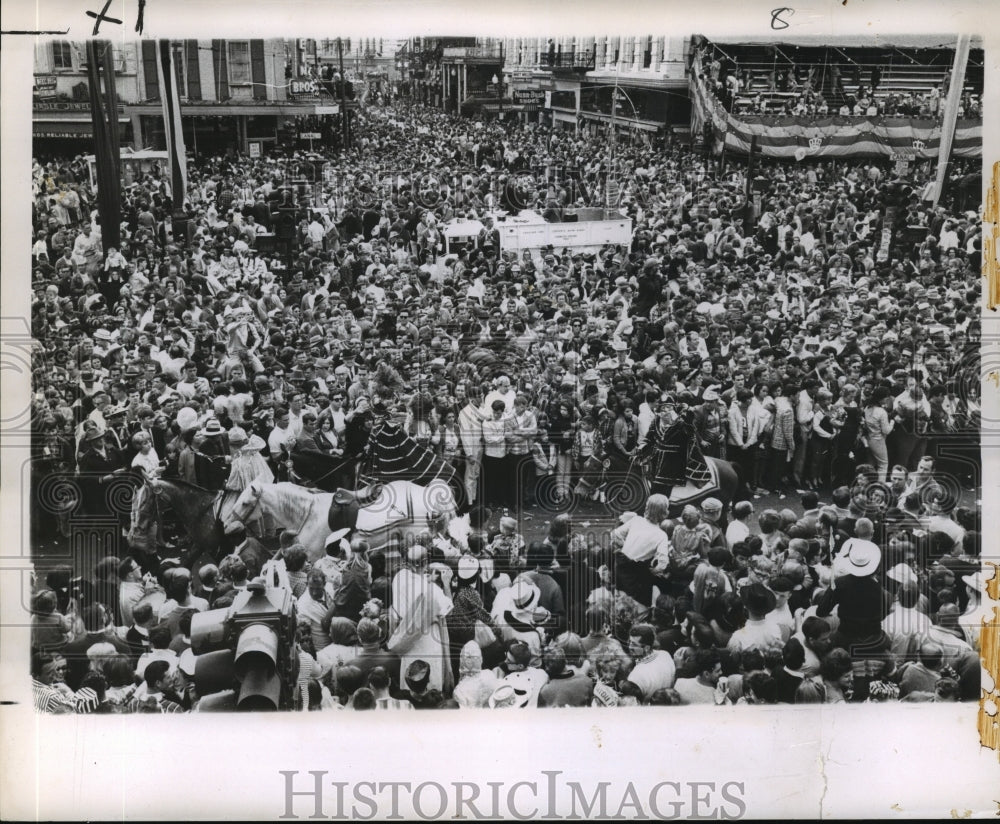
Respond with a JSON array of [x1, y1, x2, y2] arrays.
[[699, 44, 984, 120], [28, 93, 983, 712]]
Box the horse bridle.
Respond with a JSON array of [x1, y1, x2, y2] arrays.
[[238, 484, 316, 535]]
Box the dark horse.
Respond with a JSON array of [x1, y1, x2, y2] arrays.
[[579, 454, 741, 521], [131, 478, 275, 578]]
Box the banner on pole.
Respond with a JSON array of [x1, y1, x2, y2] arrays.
[[155, 40, 188, 202]]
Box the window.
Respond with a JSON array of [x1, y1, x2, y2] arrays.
[[52, 41, 73, 70], [172, 44, 187, 97], [227, 41, 251, 84]]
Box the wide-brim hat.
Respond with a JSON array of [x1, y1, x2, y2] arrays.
[[843, 540, 881, 577], [199, 418, 225, 437], [510, 580, 540, 611], [887, 563, 918, 587], [84, 426, 106, 441], [242, 434, 267, 452], [488, 682, 531, 709], [961, 571, 984, 593]]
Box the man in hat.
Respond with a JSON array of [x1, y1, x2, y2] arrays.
[[640, 395, 703, 496], [819, 518, 891, 656], [197, 417, 230, 490], [401, 660, 444, 709], [76, 424, 124, 518], [523, 542, 565, 636], [699, 498, 727, 550], [693, 390, 725, 459]]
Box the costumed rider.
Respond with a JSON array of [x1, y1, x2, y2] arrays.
[[639, 393, 712, 498], [222, 426, 275, 548]]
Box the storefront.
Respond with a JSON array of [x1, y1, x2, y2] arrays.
[[33, 118, 134, 159], [126, 103, 328, 158]]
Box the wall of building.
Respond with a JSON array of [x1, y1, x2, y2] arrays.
[[33, 41, 142, 103]]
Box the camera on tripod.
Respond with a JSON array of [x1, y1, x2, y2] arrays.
[[190, 575, 299, 711]]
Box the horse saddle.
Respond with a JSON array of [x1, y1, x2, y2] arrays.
[[668, 460, 719, 506], [327, 482, 405, 534]]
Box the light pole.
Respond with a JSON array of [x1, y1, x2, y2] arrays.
[[492, 73, 501, 121]]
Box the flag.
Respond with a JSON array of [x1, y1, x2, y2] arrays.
[[155, 39, 187, 203]]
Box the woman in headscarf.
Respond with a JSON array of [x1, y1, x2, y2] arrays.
[[452, 641, 503, 708]]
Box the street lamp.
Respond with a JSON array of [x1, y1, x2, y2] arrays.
[[492, 72, 502, 120]]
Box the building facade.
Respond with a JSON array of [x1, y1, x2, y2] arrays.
[[33, 38, 360, 159], [33, 40, 141, 155], [421, 36, 692, 137]]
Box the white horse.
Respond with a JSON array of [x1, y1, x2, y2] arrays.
[[223, 479, 459, 562]]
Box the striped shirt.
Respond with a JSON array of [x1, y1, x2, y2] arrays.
[[32, 680, 76, 714]]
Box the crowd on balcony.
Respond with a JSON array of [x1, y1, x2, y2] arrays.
[[698, 44, 983, 121], [27, 89, 982, 712]]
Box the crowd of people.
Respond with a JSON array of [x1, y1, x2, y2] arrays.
[[28, 89, 984, 712], [699, 43, 984, 121]]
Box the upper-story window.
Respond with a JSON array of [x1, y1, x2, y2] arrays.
[[228, 41, 251, 84], [52, 41, 73, 70]]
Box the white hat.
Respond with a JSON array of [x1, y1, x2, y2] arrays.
[[842, 540, 881, 577], [887, 563, 917, 587], [961, 570, 984, 593], [487, 682, 531, 709], [457, 555, 480, 581]]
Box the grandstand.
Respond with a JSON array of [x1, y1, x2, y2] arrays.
[[697, 35, 983, 116]]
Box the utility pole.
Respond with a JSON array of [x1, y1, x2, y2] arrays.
[[498, 39, 503, 120], [338, 37, 350, 151]]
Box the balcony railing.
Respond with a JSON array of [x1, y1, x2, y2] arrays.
[[538, 52, 596, 70]]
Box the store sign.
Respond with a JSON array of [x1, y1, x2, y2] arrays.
[[314, 105, 340, 115], [514, 90, 546, 105], [290, 79, 319, 96], [34, 76, 58, 98]]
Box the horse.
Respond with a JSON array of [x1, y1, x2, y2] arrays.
[[130, 478, 277, 577], [222, 478, 459, 563], [592, 455, 741, 521]]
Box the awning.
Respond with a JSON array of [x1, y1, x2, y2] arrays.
[[33, 121, 95, 138], [34, 116, 129, 139]]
